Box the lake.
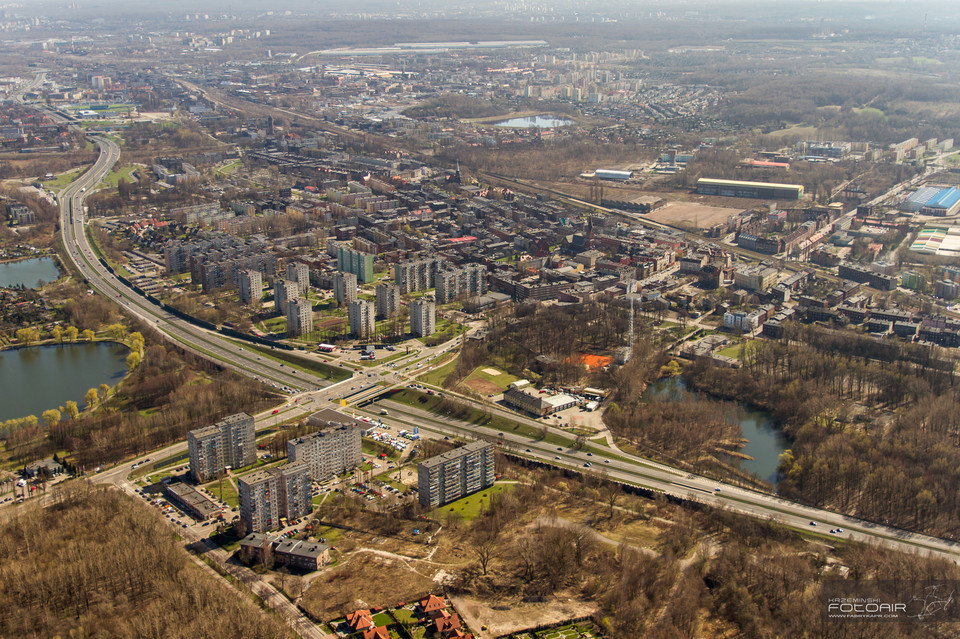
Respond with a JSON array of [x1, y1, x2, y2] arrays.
[[0, 257, 61, 289], [642, 376, 790, 485], [494, 115, 574, 128], [0, 342, 129, 422]]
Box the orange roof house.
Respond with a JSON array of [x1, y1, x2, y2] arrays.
[[419, 594, 447, 614], [434, 612, 462, 635], [362, 627, 390, 639], [346, 610, 374, 632]]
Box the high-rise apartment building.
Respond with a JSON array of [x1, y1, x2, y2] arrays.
[[273, 279, 299, 316], [348, 299, 376, 339], [286, 297, 314, 337], [394, 257, 445, 294], [417, 441, 496, 508], [435, 264, 487, 303], [286, 417, 362, 481], [375, 283, 401, 319], [410, 298, 436, 337], [333, 272, 358, 305], [188, 413, 256, 483], [238, 461, 312, 533], [238, 269, 263, 305], [337, 246, 374, 283], [286, 261, 310, 296]]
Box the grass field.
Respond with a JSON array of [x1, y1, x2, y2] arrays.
[[100, 164, 138, 189], [716, 339, 759, 361], [430, 483, 514, 521], [460, 365, 519, 394], [44, 167, 86, 190], [418, 358, 458, 386], [204, 478, 239, 508]]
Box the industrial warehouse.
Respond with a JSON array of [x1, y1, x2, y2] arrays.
[[696, 178, 804, 200]]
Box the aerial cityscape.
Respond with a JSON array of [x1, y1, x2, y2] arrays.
[[2, 0, 960, 637]]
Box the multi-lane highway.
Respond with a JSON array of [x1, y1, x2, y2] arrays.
[[53, 119, 960, 571], [58, 137, 337, 393]]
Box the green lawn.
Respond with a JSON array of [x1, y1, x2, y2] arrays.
[[204, 478, 239, 508], [100, 164, 138, 189], [716, 339, 759, 360], [461, 365, 519, 391], [392, 608, 417, 624], [372, 612, 393, 626], [44, 167, 86, 190], [418, 358, 458, 386], [430, 483, 515, 521]]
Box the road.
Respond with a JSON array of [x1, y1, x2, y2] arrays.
[[58, 137, 336, 394]]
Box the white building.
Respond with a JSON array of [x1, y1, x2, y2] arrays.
[[238, 269, 263, 305], [287, 297, 314, 336], [333, 272, 358, 305], [348, 299, 375, 339], [410, 298, 436, 337]]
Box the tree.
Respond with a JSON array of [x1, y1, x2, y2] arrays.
[[129, 331, 145, 354], [99, 383, 111, 399], [126, 351, 141, 371], [84, 388, 99, 409], [64, 401, 79, 419], [65, 326, 79, 342], [51, 326, 63, 344], [16, 327, 39, 344], [473, 531, 498, 576], [106, 324, 127, 341], [42, 409, 61, 427]]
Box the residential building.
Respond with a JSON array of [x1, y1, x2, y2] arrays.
[[410, 298, 436, 337], [337, 246, 374, 283], [187, 412, 256, 482], [239, 533, 331, 571], [238, 269, 263, 305], [286, 297, 314, 336], [375, 282, 401, 319], [333, 272, 358, 305], [286, 261, 310, 295], [273, 279, 299, 316], [733, 265, 779, 291], [349, 299, 376, 339], [394, 257, 445, 294], [417, 441, 496, 508], [238, 461, 312, 534], [287, 416, 362, 481], [435, 264, 487, 304]]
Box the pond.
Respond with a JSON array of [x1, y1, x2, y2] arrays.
[[0, 257, 61, 289], [493, 114, 574, 128], [0, 342, 129, 422], [642, 376, 790, 485]]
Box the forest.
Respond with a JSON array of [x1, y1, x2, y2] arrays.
[[682, 322, 960, 538], [0, 483, 292, 638]]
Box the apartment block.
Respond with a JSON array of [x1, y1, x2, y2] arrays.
[[435, 264, 487, 303], [410, 298, 436, 337], [238, 461, 312, 534], [417, 441, 496, 508], [337, 245, 374, 283], [394, 257, 445, 294], [238, 269, 263, 304], [286, 417, 362, 481], [287, 297, 314, 336], [375, 282, 401, 319], [286, 261, 310, 295], [349, 299, 376, 339], [188, 412, 256, 483], [333, 272, 358, 305], [273, 279, 299, 316]]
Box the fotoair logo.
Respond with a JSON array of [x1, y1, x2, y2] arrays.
[[822, 580, 960, 623]]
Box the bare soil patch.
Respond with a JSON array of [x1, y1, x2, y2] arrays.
[[646, 201, 744, 230], [451, 594, 598, 639]]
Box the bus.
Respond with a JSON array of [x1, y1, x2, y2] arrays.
[[318, 343, 336, 353]]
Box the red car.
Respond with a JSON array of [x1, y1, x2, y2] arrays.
[[272, 409, 279, 414]]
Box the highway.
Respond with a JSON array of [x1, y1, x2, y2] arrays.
[[58, 137, 338, 393], [49, 102, 960, 578]]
